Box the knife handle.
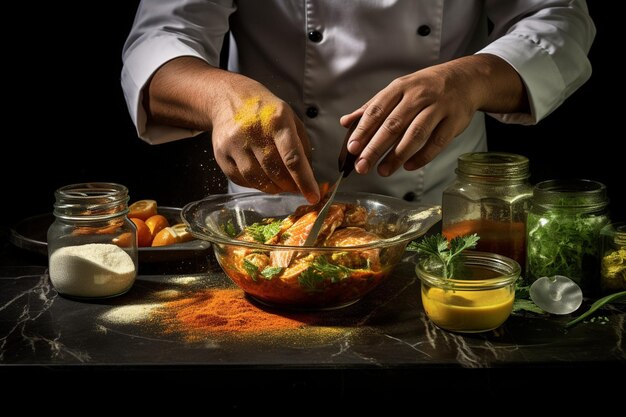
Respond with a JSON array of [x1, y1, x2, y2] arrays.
[[338, 118, 360, 177]]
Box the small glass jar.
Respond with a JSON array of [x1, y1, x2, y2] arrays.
[[599, 222, 626, 293], [526, 179, 610, 294], [415, 251, 520, 333], [442, 152, 532, 270], [47, 182, 138, 299]]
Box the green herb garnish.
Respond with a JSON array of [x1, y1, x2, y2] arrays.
[[512, 283, 546, 314], [298, 256, 353, 291], [242, 259, 259, 281], [245, 219, 282, 243], [407, 233, 479, 278], [512, 299, 546, 314], [565, 290, 626, 328], [298, 269, 325, 292], [526, 210, 609, 286], [260, 266, 283, 280], [222, 219, 237, 238]]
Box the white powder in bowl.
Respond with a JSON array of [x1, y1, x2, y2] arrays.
[[49, 243, 136, 298]]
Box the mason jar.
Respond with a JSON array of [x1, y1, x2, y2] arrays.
[[47, 182, 138, 299], [442, 152, 532, 270], [526, 179, 610, 294], [599, 222, 626, 293]]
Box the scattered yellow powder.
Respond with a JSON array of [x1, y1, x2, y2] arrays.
[[234, 97, 276, 136]]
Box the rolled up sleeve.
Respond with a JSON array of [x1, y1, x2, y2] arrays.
[[121, 0, 235, 144], [479, 0, 595, 125]]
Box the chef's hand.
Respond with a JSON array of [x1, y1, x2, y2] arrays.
[[209, 80, 320, 203], [340, 54, 529, 176], [144, 57, 320, 204]]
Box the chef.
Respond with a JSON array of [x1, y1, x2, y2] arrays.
[[122, 0, 595, 204]]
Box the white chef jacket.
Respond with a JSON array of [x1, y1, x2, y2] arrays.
[[122, 0, 595, 204]]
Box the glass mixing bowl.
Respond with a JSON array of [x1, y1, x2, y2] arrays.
[[183, 192, 441, 309]]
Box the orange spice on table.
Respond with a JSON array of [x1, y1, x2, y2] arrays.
[[155, 288, 318, 341]]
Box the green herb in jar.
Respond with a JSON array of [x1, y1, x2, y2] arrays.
[[526, 210, 608, 287], [525, 179, 610, 292]]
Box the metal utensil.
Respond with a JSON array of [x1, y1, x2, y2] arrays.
[[303, 119, 359, 247]]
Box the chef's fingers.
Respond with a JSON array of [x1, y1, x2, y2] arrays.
[[344, 97, 401, 159], [250, 147, 296, 194], [403, 118, 457, 171], [354, 99, 427, 175], [377, 106, 442, 176], [339, 108, 365, 128], [248, 125, 315, 198], [273, 118, 320, 204], [232, 151, 284, 195]]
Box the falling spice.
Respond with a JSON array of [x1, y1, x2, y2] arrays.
[[234, 97, 277, 136], [154, 288, 318, 341]]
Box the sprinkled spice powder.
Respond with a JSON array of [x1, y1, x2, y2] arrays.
[[154, 288, 319, 341], [234, 97, 276, 135]]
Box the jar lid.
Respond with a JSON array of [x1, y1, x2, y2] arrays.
[[456, 152, 529, 180], [53, 182, 130, 221], [601, 222, 626, 247], [532, 179, 609, 210]]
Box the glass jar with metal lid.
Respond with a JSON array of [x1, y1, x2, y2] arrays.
[[526, 179, 610, 294], [599, 222, 626, 293], [442, 152, 532, 270], [47, 182, 138, 299]]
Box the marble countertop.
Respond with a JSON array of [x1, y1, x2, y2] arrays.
[[2, 254, 624, 369], [2, 240, 624, 406]]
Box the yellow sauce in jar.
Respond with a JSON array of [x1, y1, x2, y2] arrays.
[[421, 285, 514, 333]]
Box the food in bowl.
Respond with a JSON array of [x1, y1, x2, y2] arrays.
[[415, 251, 520, 333], [182, 192, 441, 309]]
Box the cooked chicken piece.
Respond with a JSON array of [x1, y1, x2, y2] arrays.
[[265, 215, 296, 244], [279, 211, 318, 247], [243, 252, 270, 271], [236, 231, 260, 243], [270, 204, 345, 268], [280, 254, 316, 283], [316, 204, 345, 242], [324, 226, 379, 246], [324, 227, 381, 270], [342, 204, 367, 227], [293, 203, 317, 218], [270, 211, 317, 268]]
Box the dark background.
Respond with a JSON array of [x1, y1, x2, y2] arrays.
[[2, 2, 621, 242]]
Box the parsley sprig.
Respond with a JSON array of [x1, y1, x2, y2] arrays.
[[407, 233, 480, 278], [299, 256, 354, 291], [245, 219, 282, 243]]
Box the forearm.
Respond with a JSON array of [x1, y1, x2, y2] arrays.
[[452, 54, 530, 115], [143, 56, 238, 131], [482, 0, 594, 124], [143, 56, 319, 202]]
